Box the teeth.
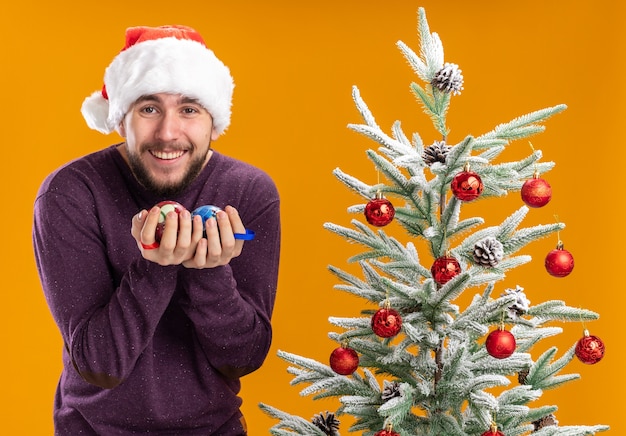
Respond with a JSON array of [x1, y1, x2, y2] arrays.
[[151, 150, 185, 160]]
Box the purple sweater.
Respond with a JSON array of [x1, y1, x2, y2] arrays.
[[33, 145, 280, 435]]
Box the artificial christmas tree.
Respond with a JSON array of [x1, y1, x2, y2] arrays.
[[260, 7, 608, 435]]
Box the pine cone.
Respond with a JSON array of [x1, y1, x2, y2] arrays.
[[502, 285, 530, 319], [533, 414, 559, 431], [311, 411, 340, 436], [431, 62, 464, 95], [381, 380, 401, 401], [518, 368, 529, 385], [473, 237, 504, 267], [422, 141, 451, 165]]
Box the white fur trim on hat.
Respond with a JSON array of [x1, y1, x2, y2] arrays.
[[81, 34, 234, 135]]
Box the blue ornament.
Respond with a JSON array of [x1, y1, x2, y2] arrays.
[[191, 205, 256, 241], [192, 205, 223, 237]]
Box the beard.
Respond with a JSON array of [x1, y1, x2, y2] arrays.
[[127, 141, 210, 197]]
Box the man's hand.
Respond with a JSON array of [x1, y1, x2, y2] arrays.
[[183, 206, 247, 269], [131, 205, 247, 268], [132, 206, 204, 266]]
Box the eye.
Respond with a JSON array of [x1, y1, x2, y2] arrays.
[[140, 106, 157, 114], [182, 106, 199, 115]]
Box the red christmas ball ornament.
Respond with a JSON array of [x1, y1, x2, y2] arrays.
[[329, 345, 359, 375], [155, 201, 186, 242], [486, 327, 516, 359], [374, 429, 400, 436], [544, 243, 574, 277], [521, 173, 552, 208], [480, 426, 504, 436], [431, 255, 461, 285], [371, 307, 402, 338], [575, 330, 605, 364], [451, 168, 483, 202], [364, 192, 395, 227], [374, 424, 400, 436]]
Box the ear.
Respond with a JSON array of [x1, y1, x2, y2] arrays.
[[117, 118, 127, 138], [211, 127, 219, 141]]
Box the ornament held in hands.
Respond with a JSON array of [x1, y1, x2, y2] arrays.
[[329, 345, 359, 375], [575, 330, 605, 364], [192, 205, 222, 237], [431, 255, 461, 285], [521, 172, 552, 208], [364, 192, 395, 227], [155, 201, 186, 243], [545, 242, 574, 277], [371, 307, 402, 338], [191, 204, 256, 240], [486, 327, 516, 359]]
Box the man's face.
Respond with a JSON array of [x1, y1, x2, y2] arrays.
[[118, 93, 219, 197]]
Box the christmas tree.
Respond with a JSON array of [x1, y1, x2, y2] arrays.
[[260, 7, 608, 436]]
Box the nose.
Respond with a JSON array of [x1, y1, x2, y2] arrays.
[[155, 111, 181, 141]]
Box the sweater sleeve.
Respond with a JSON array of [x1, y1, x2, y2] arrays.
[[178, 187, 281, 379], [33, 188, 180, 389]]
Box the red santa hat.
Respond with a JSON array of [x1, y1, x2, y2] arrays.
[[81, 25, 234, 135]]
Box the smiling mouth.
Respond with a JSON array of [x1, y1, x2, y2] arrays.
[[150, 150, 187, 160]]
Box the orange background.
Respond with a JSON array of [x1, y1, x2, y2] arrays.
[[1, 0, 623, 434]]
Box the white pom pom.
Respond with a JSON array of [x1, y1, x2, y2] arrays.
[[81, 91, 113, 134]]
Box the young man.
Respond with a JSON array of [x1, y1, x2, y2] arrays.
[[33, 25, 280, 435]]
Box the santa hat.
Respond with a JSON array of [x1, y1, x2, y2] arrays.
[[81, 25, 234, 135]]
